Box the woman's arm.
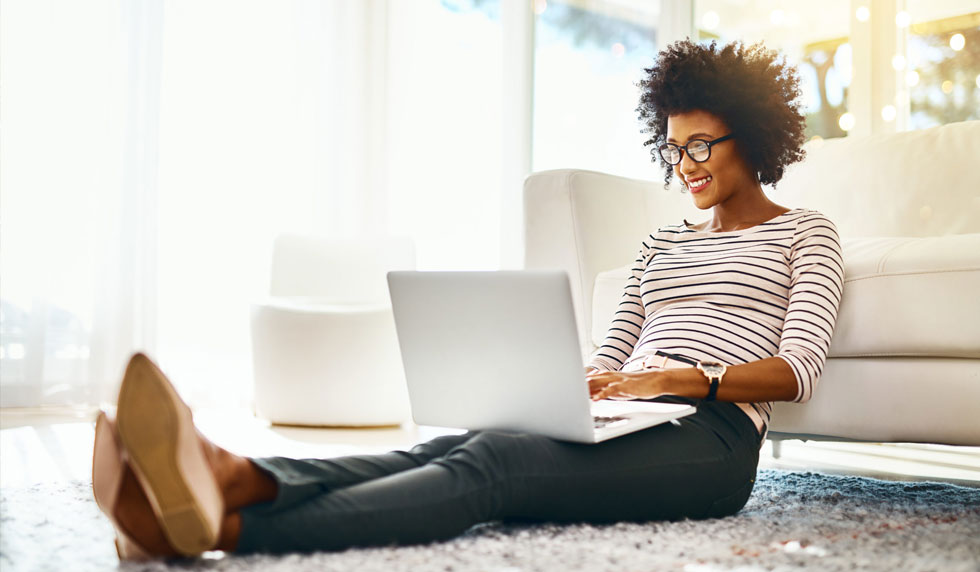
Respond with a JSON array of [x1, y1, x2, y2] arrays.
[[589, 357, 797, 402], [585, 238, 657, 372]]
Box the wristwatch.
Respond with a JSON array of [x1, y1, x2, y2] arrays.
[[696, 361, 727, 402], [654, 351, 726, 401]]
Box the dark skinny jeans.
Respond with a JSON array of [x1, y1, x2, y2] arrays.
[[236, 397, 761, 554]]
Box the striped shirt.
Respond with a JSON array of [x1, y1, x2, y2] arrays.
[[587, 208, 844, 438]]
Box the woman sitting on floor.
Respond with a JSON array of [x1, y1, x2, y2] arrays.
[[92, 39, 843, 559]]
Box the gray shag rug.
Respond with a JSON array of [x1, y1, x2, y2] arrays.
[[2, 470, 978, 572]]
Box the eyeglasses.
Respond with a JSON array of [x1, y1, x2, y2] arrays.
[[658, 134, 735, 165]]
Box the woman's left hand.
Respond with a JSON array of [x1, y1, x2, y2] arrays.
[[587, 370, 665, 401]]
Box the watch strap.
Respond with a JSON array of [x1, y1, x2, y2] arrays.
[[653, 350, 698, 366], [705, 377, 720, 401]]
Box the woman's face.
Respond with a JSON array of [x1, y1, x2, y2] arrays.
[[666, 110, 757, 210]]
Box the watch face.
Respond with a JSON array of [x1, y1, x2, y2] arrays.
[[699, 362, 726, 376]]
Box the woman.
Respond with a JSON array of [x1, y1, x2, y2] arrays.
[[92, 40, 843, 559]]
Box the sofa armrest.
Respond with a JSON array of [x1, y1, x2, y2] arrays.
[[523, 168, 696, 357]]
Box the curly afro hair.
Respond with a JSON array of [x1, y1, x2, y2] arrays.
[[637, 40, 807, 188]]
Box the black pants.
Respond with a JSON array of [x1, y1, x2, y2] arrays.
[[236, 398, 761, 554]]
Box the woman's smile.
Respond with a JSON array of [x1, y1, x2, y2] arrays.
[[686, 175, 712, 193]]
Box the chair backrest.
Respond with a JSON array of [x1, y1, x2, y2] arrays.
[[776, 120, 980, 238], [269, 234, 415, 305]]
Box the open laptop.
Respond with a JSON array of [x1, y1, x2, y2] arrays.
[[386, 270, 695, 443]]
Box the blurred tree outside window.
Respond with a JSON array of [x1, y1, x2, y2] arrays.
[[532, 0, 662, 180], [695, 1, 853, 142], [799, 39, 852, 140], [906, 12, 980, 129]]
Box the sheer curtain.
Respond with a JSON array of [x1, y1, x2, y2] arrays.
[[1, 0, 152, 408], [151, 1, 394, 407], [1, 0, 509, 410]]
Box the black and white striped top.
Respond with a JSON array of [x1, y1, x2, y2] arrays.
[[587, 208, 844, 437]]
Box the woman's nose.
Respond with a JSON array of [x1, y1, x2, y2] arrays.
[[677, 150, 698, 175]]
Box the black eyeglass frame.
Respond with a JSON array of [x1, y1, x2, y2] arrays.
[[659, 133, 736, 165]]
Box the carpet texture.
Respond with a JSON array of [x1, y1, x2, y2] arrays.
[[2, 469, 978, 572]]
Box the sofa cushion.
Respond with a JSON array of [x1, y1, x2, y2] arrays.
[[777, 121, 980, 238], [831, 234, 980, 358], [591, 234, 980, 359]]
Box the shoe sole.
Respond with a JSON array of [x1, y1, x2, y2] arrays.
[[92, 411, 152, 560], [115, 353, 223, 556], [92, 412, 124, 516]]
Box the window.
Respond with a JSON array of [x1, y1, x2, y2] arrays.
[[532, 0, 662, 180], [386, 0, 504, 270], [695, 1, 979, 137], [695, 0, 853, 139], [905, 7, 980, 129]]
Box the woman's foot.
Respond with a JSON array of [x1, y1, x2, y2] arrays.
[[198, 433, 278, 515], [92, 411, 180, 559], [115, 353, 225, 555], [112, 461, 184, 557], [95, 416, 273, 558], [95, 353, 279, 558], [111, 443, 264, 555]]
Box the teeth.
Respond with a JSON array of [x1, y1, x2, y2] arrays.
[[688, 176, 712, 189]]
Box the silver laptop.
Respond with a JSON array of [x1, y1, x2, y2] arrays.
[[386, 270, 695, 443]]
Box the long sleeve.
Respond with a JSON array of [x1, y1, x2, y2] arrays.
[[775, 212, 844, 403], [587, 238, 655, 371]]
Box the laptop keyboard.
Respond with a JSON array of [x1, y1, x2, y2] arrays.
[[593, 415, 630, 430]]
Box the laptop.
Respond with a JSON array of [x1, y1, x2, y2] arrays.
[[386, 270, 695, 443]]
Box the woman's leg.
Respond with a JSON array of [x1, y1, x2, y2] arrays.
[[233, 398, 760, 554], [230, 431, 477, 513], [100, 351, 483, 557], [110, 428, 478, 554]]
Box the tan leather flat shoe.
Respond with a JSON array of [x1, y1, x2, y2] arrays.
[[92, 411, 153, 560], [115, 353, 224, 556]]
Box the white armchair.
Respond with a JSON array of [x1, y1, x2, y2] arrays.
[[250, 235, 414, 427]]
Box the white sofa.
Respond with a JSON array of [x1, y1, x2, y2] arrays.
[[523, 120, 980, 446]]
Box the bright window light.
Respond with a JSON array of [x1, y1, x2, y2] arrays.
[[949, 33, 965, 51], [702, 10, 720, 30]]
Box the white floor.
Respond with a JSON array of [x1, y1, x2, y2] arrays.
[[2, 406, 979, 489]]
